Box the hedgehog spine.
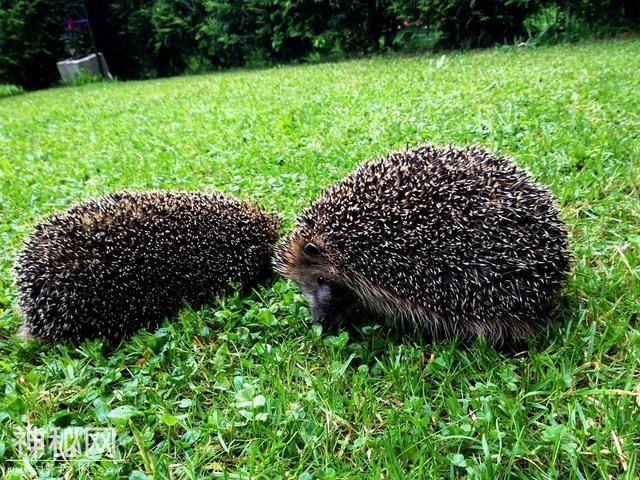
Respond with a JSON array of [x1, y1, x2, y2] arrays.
[[275, 144, 571, 346], [14, 190, 281, 342]]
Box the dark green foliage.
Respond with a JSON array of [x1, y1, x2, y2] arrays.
[[524, 1, 640, 43], [0, 0, 79, 89], [0, 83, 24, 98], [388, 0, 639, 49], [93, 0, 388, 76], [195, 1, 269, 68], [388, 0, 537, 48], [1, 0, 638, 88], [258, 0, 387, 61]]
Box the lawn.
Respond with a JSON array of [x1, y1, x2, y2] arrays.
[[0, 38, 639, 479]]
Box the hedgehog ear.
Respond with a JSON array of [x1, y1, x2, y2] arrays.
[[303, 243, 320, 256]]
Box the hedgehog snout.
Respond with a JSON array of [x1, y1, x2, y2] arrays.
[[313, 312, 329, 327], [300, 278, 346, 327], [308, 298, 338, 327]]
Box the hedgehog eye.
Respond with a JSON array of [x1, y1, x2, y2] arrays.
[[304, 243, 320, 256], [317, 276, 325, 286]]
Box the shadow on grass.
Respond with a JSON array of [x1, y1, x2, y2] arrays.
[[323, 298, 576, 358]]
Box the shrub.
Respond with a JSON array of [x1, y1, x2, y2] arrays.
[[0, 83, 24, 98], [387, 0, 540, 49], [525, 1, 639, 43], [1, 0, 638, 89], [0, 0, 80, 89]]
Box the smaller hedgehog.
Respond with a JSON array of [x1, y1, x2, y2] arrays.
[[14, 190, 281, 342], [276, 145, 571, 346]]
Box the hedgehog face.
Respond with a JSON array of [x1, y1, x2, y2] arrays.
[[296, 243, 348, 326], [300, 277, 342, 326], [277, 239, 348, 326]]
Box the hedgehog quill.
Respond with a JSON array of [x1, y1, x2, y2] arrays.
[[275, 145, 571, 346], [14, 190, 281, 342]]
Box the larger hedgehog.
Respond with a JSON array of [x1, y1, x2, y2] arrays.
[[276, 145, 571, 346], [14, 190, 281, 342]]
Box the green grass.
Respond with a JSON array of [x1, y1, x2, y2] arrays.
[[1, 39, 639, 479]]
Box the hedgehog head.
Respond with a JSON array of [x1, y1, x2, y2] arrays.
[[275, 232, 350, 326]]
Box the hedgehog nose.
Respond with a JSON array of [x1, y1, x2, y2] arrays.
[[313, 314, 327, 326]]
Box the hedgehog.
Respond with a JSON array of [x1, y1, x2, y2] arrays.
[[275, 145, 571, 346], [13, 190, 281, 342]]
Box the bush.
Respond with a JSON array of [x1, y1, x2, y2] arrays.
[[0, 0, 80, 89], [387, 0, 540, 49], [1, 0, 638, 89], [525, 1, 639, 43], [0, 83, 24, 98]]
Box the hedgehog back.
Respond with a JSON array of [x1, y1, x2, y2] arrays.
[[14, 190, 281, 342], [296, 145, 570, 343]]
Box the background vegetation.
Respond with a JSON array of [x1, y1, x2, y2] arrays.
[[1, 0, 639, 89], [0, 38, 639, 478]]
